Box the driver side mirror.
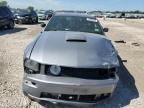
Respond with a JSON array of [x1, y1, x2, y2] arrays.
[[41, 23, 46, 28], [103, 28, 109, 32]]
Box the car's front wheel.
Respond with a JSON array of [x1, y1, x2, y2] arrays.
[[15, 20, 19, 24], [35, 19, 38, 24], [7, 20, 15, 29]]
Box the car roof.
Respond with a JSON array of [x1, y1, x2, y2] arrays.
[[0, 6, 12, 15], [54, 12, 96, 18]]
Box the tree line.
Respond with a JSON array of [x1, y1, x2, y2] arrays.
[[0, 0, 7, 6], [107, 11, 144, 14]]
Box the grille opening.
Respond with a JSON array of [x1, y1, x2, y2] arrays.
[[45, 65, 116, 80], [79, 95, 95, 102], [60, 94, 78, 101], [41, 92, 55, 99], [40, 92, 111, 103]]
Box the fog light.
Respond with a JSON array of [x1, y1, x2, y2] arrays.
[[69, 96, 73, 100], [49, 65, 61, 76]]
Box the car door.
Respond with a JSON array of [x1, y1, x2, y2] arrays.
[[0, 7, 9, 27], [31, 11, 37, 21]]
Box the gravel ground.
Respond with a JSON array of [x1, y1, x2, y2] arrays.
[[0, 19, 144, 108]]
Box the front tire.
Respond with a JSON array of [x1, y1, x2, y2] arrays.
[[7, 20, 15, 29], [15, 20, 19, 24], [35, 18, 38, 24]]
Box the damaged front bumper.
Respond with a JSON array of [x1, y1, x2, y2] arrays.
[[23, 74, 119, 105]]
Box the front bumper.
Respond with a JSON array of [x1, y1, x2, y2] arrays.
[[15, 18, 32, 23], [23, 74, 119, 105], [38, 16, 46, 20]]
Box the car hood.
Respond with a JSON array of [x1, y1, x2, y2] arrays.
[[0, 16, 4, 19], [18, 13, 31, 17], [30, 31, 119, 68]]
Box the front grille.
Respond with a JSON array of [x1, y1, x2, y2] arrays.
[[40, 92, 111, 103], [45, 65, 115, 80]]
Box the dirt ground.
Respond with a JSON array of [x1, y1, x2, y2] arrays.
[[0, 19, 144, 108]]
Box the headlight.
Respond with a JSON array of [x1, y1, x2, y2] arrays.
[[17, 16, 24, 19], [49, 65, 61, 76], [24, 59, 39, 72]]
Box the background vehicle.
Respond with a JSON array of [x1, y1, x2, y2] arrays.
[[15, 10, 38, 24], [0, 6, 15, 29], [37, 10, 46, 20], [37, 10, 53, 20]]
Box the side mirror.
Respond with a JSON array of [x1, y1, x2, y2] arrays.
[[103, 28, 109, 32], [41, 23, 46, 28]]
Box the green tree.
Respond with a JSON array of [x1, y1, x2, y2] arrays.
[[27, 6, 34, 12], [0, 0, 7, 6]]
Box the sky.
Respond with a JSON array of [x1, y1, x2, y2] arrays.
[[6, 0, 144, 11]]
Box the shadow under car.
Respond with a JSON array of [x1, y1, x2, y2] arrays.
[[0, 27, 27, 36]]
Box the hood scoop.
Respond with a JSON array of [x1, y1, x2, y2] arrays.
[[65, 33, 87, 42]]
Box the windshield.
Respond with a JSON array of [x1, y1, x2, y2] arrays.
[[45, 16, 104, 35], [16, 10, 29, 15], [38, 11, 45, 14], [16, 10, 36, 15]]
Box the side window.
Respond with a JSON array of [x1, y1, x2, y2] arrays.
[[0, 7, 10, 16], [32, 11, 37, 16], [5, 7, 12, 15]]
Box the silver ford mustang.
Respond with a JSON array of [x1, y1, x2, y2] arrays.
[[23, 12, 119, 105]]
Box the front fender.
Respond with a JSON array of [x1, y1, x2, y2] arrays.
[[24, 33, 41, 59]]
